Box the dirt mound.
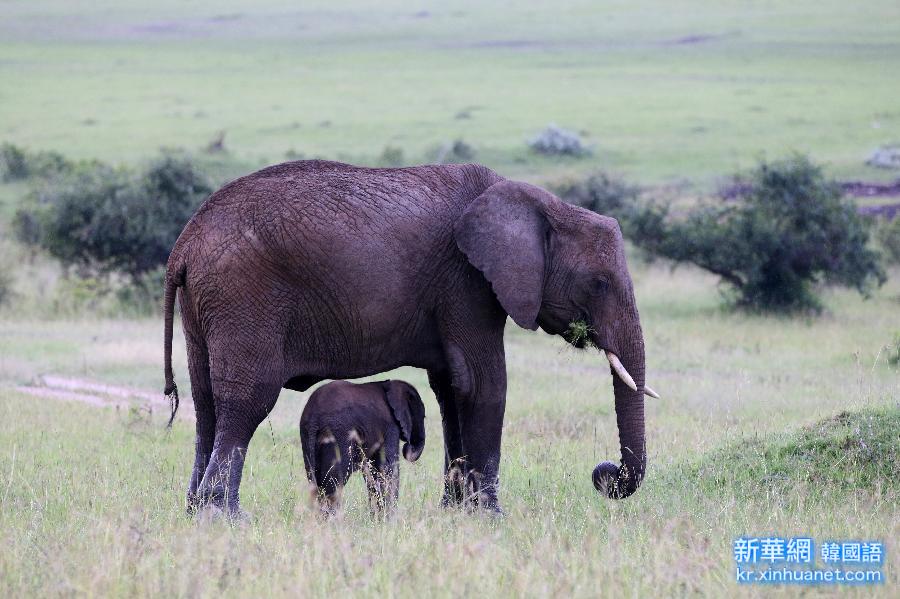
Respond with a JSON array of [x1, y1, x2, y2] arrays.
[[692, 405, 900, 494]]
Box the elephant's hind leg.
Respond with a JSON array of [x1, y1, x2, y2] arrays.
[[428, 369, 466, 507], [314, 431, 352, 517], [185, 338, 214, 515], [366, 444, 399, 518], [195, 347, 284, 521]]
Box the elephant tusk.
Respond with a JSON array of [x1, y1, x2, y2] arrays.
[[605, 351, 637, 392], [643, 385, 660, 399]]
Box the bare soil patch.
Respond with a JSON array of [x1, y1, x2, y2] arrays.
[[840, 179, 900, 197], [720, 178, 900, 218], [15, 375, 193, 419]]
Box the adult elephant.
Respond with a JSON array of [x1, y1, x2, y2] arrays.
[[163, 160, 658, 518]]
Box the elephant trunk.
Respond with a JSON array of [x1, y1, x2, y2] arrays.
[[592, 315, 647, 499], [403, 416, 426, 463], [403, 438, 425, 463]]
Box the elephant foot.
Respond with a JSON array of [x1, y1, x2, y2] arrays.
[[195, 503, 253, 526], [316, 502, 341, 520], [192, 488, 253, 526], [463, 469, 503, 515], [464, 492, 504, 516], [195, 503, 225, 524], [441, 466, 503, 514], [440, 492, 463, 509], [186, 492, 204, 516], [440, 465, 466, 508]]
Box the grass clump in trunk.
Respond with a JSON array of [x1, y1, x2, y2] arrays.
[[564, 319, 594, 348]]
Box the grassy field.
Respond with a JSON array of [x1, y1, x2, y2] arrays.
[[1, 1, 899, 597], [0, 264, 897, 596], [2, 1, 900, 185]]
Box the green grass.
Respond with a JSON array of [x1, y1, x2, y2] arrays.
[[694, 406, 899, 496], [0, 262, 898, 596], [1, 1, 899, 595], [2, 1, 900, 185]]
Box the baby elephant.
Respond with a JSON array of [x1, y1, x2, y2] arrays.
[[299, 380, 426, 515]]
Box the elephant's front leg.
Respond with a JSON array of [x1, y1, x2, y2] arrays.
[[448, 347, 507, 513], [366, 455, 399, 518], [428, 369, 466, 506]]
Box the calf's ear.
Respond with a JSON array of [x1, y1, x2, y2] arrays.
[[383, 381, 412, 442]]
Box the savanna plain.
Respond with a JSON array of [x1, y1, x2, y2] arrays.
[[0, 1, 898, 597]]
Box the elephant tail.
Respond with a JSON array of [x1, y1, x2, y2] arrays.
[[163, 261, 185, 429]]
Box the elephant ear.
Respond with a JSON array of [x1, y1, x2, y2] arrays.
[[453, 181, 548, 330], [382, 380, 412, 442]]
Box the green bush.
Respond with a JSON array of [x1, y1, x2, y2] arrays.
[[114, 266, 166, 315], [888, 333, 900, 367], [630, 156, 885, 312], [50, 275, 112, 315], [554, 171, 639, 220], [13, 151, 212, 280], [378, 145, 405, 166], [0, 142, 76, 182], [875, 216, 900, 265], [433, 139, 475, 163], [0, 261, 13, 308]]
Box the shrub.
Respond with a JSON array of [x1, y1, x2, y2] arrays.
[[0, 142, 75, 182], [875, 216, 900, 264], [378, 145, 405, 167], [13, 151, 213, 280], [114, 266, 166, 315], [866, 145, 900, 169], [888, 333, 900, 366], [434, 139, 475, 163], [528, 124, 591, 157], [630, 156, 886, 312], [205, 130, 227, 154], [554, 172, 639, 220], [0, 260, 13, 308]]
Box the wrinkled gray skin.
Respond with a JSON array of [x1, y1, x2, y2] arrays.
[[299, 379, 425, 515], [163, 160, 648, 519]]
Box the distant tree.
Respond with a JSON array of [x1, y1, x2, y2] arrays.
[[0, 142, 76, 182], [0, 258, 12, 307], [554, 171, 639, 220], [875, 216, 900, 265], [629, 155, 886, 311], [13, 151, 212, 279]]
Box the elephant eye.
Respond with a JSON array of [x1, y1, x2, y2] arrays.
[[592, 278, 610, 294]]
